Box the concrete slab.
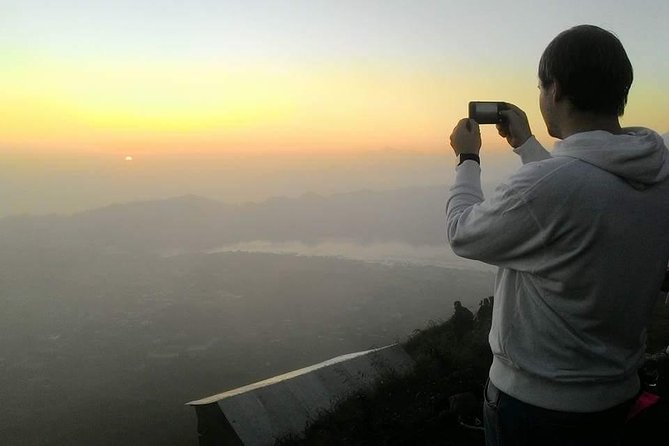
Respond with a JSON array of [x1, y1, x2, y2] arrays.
[[187, 343, 415, 446]]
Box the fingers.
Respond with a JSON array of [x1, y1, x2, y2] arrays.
[[470, 119, 480, 134], [460, 118, 479, 133], [499, 105, 529, 132], [501, 102, 527, 117], [496, 122, 508, 138], [450, 119, 467, 148], [498, 109, 520, 123], [499, 103, 528, 126], [450, 118, 481, 155], [496, 104, 532, 148], [453, 118, 479, 135]]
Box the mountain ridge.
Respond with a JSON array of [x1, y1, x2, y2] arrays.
[[0, 185, 452, 252]]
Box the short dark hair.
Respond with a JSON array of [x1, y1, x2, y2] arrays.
[[538, 25, 633, 116]]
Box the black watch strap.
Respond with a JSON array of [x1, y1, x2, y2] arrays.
[[458, 153, 480, 166]]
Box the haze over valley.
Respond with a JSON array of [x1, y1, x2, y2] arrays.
[[0, 187, 495, 445]]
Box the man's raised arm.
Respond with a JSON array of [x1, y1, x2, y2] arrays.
[[498, 103, 551, 163]]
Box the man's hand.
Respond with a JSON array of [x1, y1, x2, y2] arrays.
[[497, 103, 532, 148], [450, 118, 481, 156]]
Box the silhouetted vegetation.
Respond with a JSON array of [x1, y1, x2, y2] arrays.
[[278, 295, 669, 446], [277, 297, 494, 446]]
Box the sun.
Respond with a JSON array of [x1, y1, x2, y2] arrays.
[[124, 155, 134, 161]]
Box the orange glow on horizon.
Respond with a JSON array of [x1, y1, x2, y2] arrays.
[[1, 55, 665, 159]]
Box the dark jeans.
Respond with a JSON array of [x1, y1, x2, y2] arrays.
[[483, 379, 634, 446]]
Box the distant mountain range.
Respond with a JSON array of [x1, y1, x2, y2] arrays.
[[4, 129, 668, 254], [0, 186, 451, 252]]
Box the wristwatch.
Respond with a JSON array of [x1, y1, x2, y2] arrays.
[[458, 153, 480, 166]]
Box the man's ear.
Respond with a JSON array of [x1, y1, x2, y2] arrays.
[[552, 82, 563, 102]]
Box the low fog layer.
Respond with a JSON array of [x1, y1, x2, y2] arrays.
[[208, 240, 493, 272]]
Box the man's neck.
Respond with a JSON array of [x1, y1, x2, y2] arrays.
[[558, 112, 622, 139]]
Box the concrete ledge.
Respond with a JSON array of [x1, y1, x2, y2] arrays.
[[187, 343, 415, 446]]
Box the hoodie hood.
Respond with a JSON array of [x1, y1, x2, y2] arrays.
[[552, 128, 669, 187]]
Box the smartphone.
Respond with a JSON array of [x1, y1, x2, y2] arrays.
[[468, 101, 508, 124]]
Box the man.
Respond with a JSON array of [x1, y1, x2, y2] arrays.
[[446, 25, 669, 445]]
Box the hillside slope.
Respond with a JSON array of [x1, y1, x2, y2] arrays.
[[278, 297, 669, 445]]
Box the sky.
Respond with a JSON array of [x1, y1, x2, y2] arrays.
[[1, 0, 668, 216]]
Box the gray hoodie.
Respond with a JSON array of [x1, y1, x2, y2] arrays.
[[447, 128, 669, 412]]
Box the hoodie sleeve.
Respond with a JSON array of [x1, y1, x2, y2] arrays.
[[513, 136, 551, 164], [446, 160, 548, 271]]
